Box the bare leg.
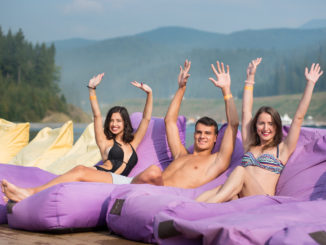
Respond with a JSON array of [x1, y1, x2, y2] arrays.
[[132, 165, 164, 185], [197, 166, 266, 203], [196, 166, 245, 203], [196, 185, 222, 202], [1, 165, 114, 202]]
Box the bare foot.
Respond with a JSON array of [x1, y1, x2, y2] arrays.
[[1, 179, 33, 202]]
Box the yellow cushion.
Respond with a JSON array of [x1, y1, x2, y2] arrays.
[[10, 121, 73, 169], [0, 119, 30, 163], [46, 123, 101, 175]]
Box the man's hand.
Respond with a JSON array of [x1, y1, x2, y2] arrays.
[[209, 61, 231, 89]]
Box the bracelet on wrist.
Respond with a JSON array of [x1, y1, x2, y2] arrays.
[[87, 85, 96, 90], [89, 95, 97, 101], [244, 84, 254, 91], [224, 94, 233, 101]]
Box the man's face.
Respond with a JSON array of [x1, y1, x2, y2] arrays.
[[194, 123, 217, 151]]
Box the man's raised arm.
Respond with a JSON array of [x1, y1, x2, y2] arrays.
[[164, 59, 191, 159], [209, 61, 239, 172]]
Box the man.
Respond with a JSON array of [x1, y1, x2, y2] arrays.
[[133, 59, 239, 188]]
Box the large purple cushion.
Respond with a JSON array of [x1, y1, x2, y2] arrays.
[[106, 184, 195, 243], [154, 199, 326, 245], [276, 126, 326, 200], [268, 223, 326, 245], [0, 164, 56, 224], [2, 113, 187, 231], [128, 112, 187, 176], [7, 182, 116, 231], [105, 125, 244, 243], [105, 127, 326, 244]]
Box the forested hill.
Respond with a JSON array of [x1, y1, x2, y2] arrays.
[[135, 26, 326, 50], [0, 28, 68, 122], [54, 26, 326, 111]]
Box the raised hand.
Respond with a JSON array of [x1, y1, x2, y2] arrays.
[[305, 63, 323, 84], [209, 61, 231, 89], [246, 57, 262, 84], [131, 81, 152, 94], [178, 59, 191, 88], [89, 73, 104, 88]]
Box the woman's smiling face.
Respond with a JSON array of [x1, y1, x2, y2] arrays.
[[256, 112, 276, 145], [109, 112, 124, 135]]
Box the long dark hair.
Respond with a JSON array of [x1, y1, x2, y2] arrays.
[[248, 106, 283, 150], [104, 106, 134, 143]]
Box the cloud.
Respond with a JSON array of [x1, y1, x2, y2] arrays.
[[63, 0, 103, 14]]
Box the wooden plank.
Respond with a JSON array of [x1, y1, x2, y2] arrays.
[[0, 224, 148, 245]]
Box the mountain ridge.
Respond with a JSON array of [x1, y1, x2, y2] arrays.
[[53, 25, 326, 111]]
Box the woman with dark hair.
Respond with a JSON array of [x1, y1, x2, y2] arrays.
[[196, 58, 323, 203], [2, 73, 153, 202]]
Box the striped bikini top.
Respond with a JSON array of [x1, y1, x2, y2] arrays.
[[241, 145, 285, 174]]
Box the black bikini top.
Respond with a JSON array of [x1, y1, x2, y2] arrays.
[[107, 139, 138, 176]]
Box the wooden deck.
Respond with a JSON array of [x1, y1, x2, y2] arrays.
[[0, 224, 148, 244]]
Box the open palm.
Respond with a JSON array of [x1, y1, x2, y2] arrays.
[[246, 57, 262, 83], [209, 61, 230, 89], [305, 63, 323, 84], [89, 73, 104, 88]]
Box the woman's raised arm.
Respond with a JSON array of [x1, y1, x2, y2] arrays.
[[130, 81, 153, 148], [281, 63, 323, 162], [88, 73, 109, 155], [241, 58, 262, 150]]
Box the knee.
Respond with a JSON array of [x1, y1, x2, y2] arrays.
[[234, 165, 247, 182], [70, 165, 88, 180], [144, 165, 162, 180]]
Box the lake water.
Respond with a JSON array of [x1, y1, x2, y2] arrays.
[[30, 123, 326, 148]]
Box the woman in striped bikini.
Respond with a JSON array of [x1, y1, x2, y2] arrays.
[[196, 58, 323, 203]]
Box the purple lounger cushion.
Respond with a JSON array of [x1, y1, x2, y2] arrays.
[[106, 126, 326, 244], [106, 184, 195, 243], [277, 126, 326, 200], [4, 114, 187, 231], [128, 112, 187, 176], [7, 182, 116, 231], [268, 223, 326, 245], [152, 127, 326, 244], [0, 164, 56, 224], [154, 199, 326, 245], [105, 125, 244, 243]]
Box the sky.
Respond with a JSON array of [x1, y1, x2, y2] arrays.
[[1, 0, 326, 43]]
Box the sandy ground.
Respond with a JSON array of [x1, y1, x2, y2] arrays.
[[0, 224, 148, 245]]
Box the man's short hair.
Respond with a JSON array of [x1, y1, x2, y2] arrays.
[[195, 116, 218, 135]]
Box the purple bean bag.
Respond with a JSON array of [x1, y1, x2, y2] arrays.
[[277, 126, 326, 200], [268, 223, 326, 245], [128, 112, 187, 176], [105, 125, 244, 243], [105, 127, 326, 244], [3, 114, 187, 231], [0, 164, 56, 224], [154, 199, 326, 245], [151, 127, 326, 244], [7, 182, 116, 231], [106, 184, 195, 243]]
